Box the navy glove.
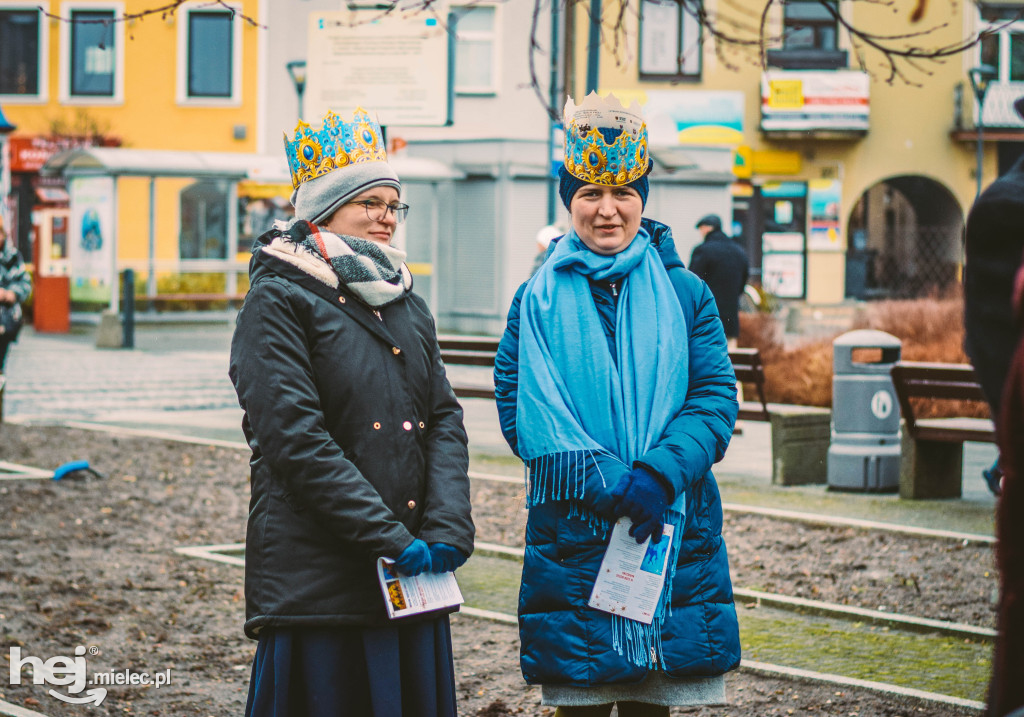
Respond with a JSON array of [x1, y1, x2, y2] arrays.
[[611, 465, 671, 544], [429, 543, 468, 573], [394, 539, 432, 576]]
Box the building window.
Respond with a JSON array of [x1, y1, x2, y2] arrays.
[[638, 0, 701, 79], [980, 4, 1024, 83], [782, 0, 839, 52], [0, 7, 43, 98], [70, 9, 116, 96], [176, 2, 242, 104], [180, 180, 228, 260], [59, 3, 124, 103], [453, 4, 498, 94]]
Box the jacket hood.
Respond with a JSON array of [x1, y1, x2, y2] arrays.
[[642, 218, 685, 270], [247, 230, 279, 285]]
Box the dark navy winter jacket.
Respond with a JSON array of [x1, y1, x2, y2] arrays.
[[494, 218, 741, 686]]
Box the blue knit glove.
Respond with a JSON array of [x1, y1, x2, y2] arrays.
[[610, 465, 671, 544], [429, 543, 468, 573], [394, 539, 432, 576]]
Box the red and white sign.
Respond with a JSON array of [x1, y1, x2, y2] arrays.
[[9, 136, 120, 173], [761, 70, 870, 133]]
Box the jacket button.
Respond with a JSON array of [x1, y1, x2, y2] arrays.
[[407, 500, 416, 510], [373, 422, 381, 430], [392, 346, 401, 355], [338, 296, 346, 304], [418, 421, 425, 429], [402, 421, 413, 431]]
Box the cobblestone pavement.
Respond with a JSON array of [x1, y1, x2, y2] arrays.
[[2, 322, 508, 451], [4, 324, 240, 421]]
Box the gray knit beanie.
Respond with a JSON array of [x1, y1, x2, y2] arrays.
[[292, 160, 401, 225]]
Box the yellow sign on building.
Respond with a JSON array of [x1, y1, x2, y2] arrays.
[[768, 79, 804, 109]]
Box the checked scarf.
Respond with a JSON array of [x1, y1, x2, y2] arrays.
[[263, 219, 412, 308]]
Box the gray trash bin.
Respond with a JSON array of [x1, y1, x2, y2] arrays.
[[827, 329, 902, 492]]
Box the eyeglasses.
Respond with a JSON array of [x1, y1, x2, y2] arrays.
[[351, 199, 410, 224]]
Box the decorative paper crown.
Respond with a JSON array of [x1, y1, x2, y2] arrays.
[[284, 108, 389, 190], [563, 92, 650, 186]]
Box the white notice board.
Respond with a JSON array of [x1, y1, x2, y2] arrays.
[[306, 5, 451, 127]]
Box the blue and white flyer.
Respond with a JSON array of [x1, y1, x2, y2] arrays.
[[587, 517, 675, 625]]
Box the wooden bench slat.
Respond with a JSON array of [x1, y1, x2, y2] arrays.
[[890, 361, 995, 444], [440, 350, 496, 367], [439, 336, 773, 423], [452, 386, 495, 400]]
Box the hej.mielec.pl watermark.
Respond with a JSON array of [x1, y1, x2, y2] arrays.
[[8, 645, 172, 706]]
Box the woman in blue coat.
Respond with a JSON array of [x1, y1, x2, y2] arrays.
[[493, 93, 740, 715]]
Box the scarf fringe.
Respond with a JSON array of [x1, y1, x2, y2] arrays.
[[612, 614, 664, 669], [612, 503, 685, 669], [526, 450, 614, 537], [526, 450, 688, 669]]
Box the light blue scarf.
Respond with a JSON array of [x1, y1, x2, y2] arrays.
[[517, 225, 688, 469], [516, 226, 690, 668]]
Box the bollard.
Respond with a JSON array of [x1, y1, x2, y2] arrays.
[[122, 268, 135, 349]]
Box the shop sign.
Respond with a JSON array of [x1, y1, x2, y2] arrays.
[[761, 70, 869, 133], [9, 136, 120, 173], [763, 252, 805, 298], [306, 4, 451, 126], [640, 89, 745, 146], [808, 179, 843, 251]]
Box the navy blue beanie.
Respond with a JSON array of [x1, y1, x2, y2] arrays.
[[558, 165, 649, 210]]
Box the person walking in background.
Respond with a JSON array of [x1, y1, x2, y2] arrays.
[[0, 221, 31, 415], [494, 92, 740, 716], [531, 223, 565, 277], [964, 97, 1024, 498], [689, 214, 749, 346], [229, 108, 474, 717]]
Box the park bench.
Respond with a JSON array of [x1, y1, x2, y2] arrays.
[[890, 361, 996, 499], [438, 336, 830, 486], [138, 293, 249, 311]]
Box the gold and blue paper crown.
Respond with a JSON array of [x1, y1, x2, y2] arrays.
[[563, 93, 650, 186], [284, 108, 388, 190]]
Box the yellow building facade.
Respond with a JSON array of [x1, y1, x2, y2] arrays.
[[567, 0, 1024, 304], [1, 0, 263, 299]]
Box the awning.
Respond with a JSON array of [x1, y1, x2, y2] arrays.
[[41, 147, 464, 183]]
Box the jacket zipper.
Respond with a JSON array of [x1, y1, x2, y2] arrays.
[[609, 281, 618, 297]]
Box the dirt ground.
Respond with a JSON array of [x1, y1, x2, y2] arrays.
[[0, 424, 988, 716]]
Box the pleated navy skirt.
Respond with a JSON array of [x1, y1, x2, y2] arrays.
[[245, 615, 457, 717]]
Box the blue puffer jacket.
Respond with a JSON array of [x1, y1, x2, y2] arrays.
[[494, 218, 741, 686]]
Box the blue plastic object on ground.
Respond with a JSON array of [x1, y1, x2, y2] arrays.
[[53, 460, 97, 480]]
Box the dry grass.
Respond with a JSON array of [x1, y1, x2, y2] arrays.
[[737, 294, 989, 418]]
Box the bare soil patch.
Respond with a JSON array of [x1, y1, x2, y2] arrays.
[[0, 424, 985, 715]]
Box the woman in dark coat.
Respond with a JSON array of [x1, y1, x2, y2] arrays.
[[493, 93, 740, 716], [229, 108, 474, 717], [989, 257, 1024, 717]]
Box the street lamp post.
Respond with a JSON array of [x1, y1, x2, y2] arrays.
[[968, 64, 998, 200], [286, 60, 307, 120]]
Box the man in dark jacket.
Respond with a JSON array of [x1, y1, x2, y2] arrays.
[[689, 214, 749, 341], [964, 98, 1024, 497]]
